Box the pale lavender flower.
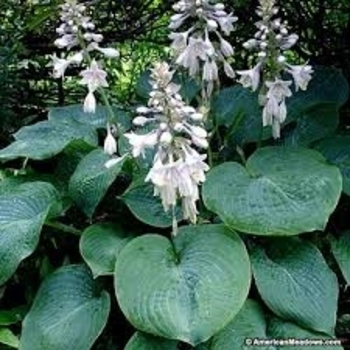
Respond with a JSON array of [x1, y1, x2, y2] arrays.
[[236, 63, 262, 91], [286, 63, 314, 91], [239, 0, 313, 138], [169, 0, 238, 97], [83, 91, 96, 113], [104, 125, 117, 155], [124, 61, 209, 225], [80, 60, 108, 92]]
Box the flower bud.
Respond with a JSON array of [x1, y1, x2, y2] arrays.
[[136, 106, 150, 114], [97, 47, 119, 58], [133, 116, 149, 126], [190, 113, 203, 121], [191, 135, 208, 149], [104, 132, 117, 155], [83, 91, 96, 113], [160, 131, 173, 144]]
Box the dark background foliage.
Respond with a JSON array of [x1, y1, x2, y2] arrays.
[[1, 0, 350, 143]]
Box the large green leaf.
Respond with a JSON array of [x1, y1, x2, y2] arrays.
[[211, 85, 263, 144], [211, 67, 349, 145], [125, 300, 271, 350], [284, 103, 339, 147], [203, 147, 342, 236], [49, 105, 131, 131], [121, 180, 181, 228], [115, 224, 251, 346], [250, 238, 338, 334], [210, 299, 272, 350], [0, 103, 132, 163], [330, 232, 350, 285], [20, 265, 110, 350], [69, 149, 126, 217], [0, 182, 60, 285], [267, 317, 343, 350], [287, 67, 349, 119], [0, 328, 19, 348], [0, 120, 98, 162], [125, 332, 178, 350], [314, 136, 350, 195], [80, 222, 132, 278]]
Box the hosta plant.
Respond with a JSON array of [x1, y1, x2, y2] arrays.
[[0, 0, 349, 349]]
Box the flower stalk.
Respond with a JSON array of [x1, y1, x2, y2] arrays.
[[237, 0, 313, 138]]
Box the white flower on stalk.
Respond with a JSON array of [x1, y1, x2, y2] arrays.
[[286, 63, 313, 91], [53, 0, 120, 117], [262, 79, 292, 137], [80, 60, 108, 92], [104, 125, 117, 155], [170, 0, 238, 97], [238, 0, 313, 138], [124, 62, 209, 225], [236, 63, 262, 91], [266, 79, 293, 100], [83, 91, 96, 113], [51, 52, 83, 78], [51, 56, 71, 78], [124, 132, 158, 158]]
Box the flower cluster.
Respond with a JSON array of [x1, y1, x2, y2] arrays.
[[52, 0, 119, 114], [125, 62, 209, 226], [237, 0, 313, 138], [169, 0, 237, 98]]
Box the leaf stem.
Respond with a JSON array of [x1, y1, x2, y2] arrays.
[[45, 221, 82, 236]]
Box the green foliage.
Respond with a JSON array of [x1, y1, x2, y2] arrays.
[[69, 149, 126, 217], [0, 182, 61, 285], [115, 225, 251, 345], [0, 3, 350, 348], [19, 265, 110, 350], [330, 232, 350, 285], [250, 238, 338, 334], [314, 136, 350, 195], [0, 328, 20, 349], [121, 179, 182, 228], [80, 223, 132, 278], [203, 147, 342, 236]]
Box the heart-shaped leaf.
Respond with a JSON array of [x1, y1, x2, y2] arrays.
[[251, 238, 338, 334], [314, 136, 350, 195], [80, 222, 132, 278], [19, 265, 110, 350], [0, 182, 60, 285], [203, 147, 342, 236], [267, 317, 343, 350], [115, 224, 251, 345], [330, 232, 350, 285], [69, 149, 126, 217]]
